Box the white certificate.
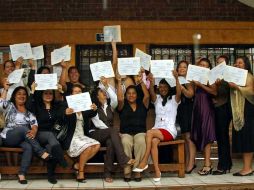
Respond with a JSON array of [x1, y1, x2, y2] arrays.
[[186, 65, 210, 85], [135, 48, 151, 71], [165, 76, 189, 87], [90, 61, 115, 81], [150, 60, 174, 78], [223, 65, 248, 86], [7, 69, 24, 84], [10, 43, 33, 61], [35, 73, 58, 90], [103, 25, 122, 42], [66, 92, 92, 113], [208, 61, 227, 85], [51, 45, 71, 65], [32, 45, 44, 60], [118, 57, 140, 76]]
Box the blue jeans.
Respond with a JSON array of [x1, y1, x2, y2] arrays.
[[3, 126, 46, 175]]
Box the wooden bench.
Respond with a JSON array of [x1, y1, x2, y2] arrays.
[[0, 139, 185, 178]]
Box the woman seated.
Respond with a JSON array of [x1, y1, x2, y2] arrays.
[[0, 84, 51, 184], [133, 71, 181, 182], [90, 77, 135, 183], [61, 84, 100, 183]]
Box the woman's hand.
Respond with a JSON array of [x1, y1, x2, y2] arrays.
[[134, 71, 143, 84], [65, 108, 74, 115], [3, 78, 10, 91], [15, 57, 24, 69], [100, 76, 109, 89], [91, 103, 97, 111], [115, 72, 122, 82], [193, 80, 201, 87], [31, 82, 37, 94], [60, 60, 68, 69], [228, 82, 239, 90], [57, 84, 64, 94], [172, 70, 178, 79], [28, 59, 36, 70], [147, 73, 155, 85], [26, 129, 37, 139]]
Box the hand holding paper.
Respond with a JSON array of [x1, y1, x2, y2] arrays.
[[223, 65, 248, 86]]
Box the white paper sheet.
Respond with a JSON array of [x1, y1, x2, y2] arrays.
[[32, 45, 44, 60], [150, 60, 174, 78], [35, 73, 58, 90], [103, 25, 122, 42], [10, 43, 33, 61], [186, 65, 210, 85], [7, 69, 24, 84], [66, 92, 92, 113], [90, 61, 115, 81], [51, 45, 71, 65], [208, 61, 227, 85], [135, 48, 151, 71], [118, 57, 140, 76], [223, 65, 248, 86], [165, 76, 189, 87]]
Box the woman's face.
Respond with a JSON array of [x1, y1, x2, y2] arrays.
[[159, 83, 169, 97], [126, 88, 137, 103], [69, 68, 80, 83], [4, 61, 15, 75], [42, 90, 54, 103], [15, 89, 27, 105], [217, 57, 226, 65], [97, 89, 107, 104], [177, 62, 188, 76], [234, 58, 245, 69], [72, 86, 82, 95], [198, 60, 209, 68]]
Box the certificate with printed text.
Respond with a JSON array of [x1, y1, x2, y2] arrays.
[[90, 61, 115, 81], [7, 69, 24, 84], [103, 25, 122, 42], [51, 45, 71, 65], [118, 57, 141, 76], [186, 65, 210, 85], [223, 65, 248, 86], [208, 61, 227, 85], [66, 92, 92, 113], [32, 45, 44, 60], [135, 48, 151, 71], [10, 43, 33, 61], [150, 60, 174, 78], [35, 73, 58, 90]]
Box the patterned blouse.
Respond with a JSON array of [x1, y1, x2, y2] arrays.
[[0, 99, 38, 139]]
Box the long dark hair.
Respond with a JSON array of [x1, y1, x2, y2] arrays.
[[236, 56, 253, 74], [198, 58, 212, 69], [125, 85, 137, 100], [37, 66, 51, 74], [3, 60, 15, 69], [36, 90, 56, 109], [10, 86, 29, 107], [91, 87, 110, 107], [176, 60, 189, 72], [71, 84, 84, 94], [159, 79, 172, 106]]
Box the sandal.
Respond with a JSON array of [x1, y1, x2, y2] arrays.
[[76, 170, 86, 183], [105, 177, 113, 183], [198, 165, 213, 176]]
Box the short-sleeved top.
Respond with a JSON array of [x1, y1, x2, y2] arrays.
[[153, 95, 180, 139], [118, 99, 148, 135], [0, 99, 38, 138]]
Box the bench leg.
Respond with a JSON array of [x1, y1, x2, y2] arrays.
[[177, 143, 185, 178]]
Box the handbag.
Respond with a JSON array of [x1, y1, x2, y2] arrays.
[[53, 119, 68, 142]]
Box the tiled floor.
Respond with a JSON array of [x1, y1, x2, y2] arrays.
[[1, 159, 254, 190]]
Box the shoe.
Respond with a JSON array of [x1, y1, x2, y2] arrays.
[[134, 177, 142, 182], [76, 178, 87, 183], [123, 177, 131, 182], [132, 165, 148, 172], [18, 179, 28, 184], [233, 171, 253, 176], [185, 165, 197, 174], [48, 176, 57, 184], [198, 165, 213, 176], [153, 172, 161, 182], [212, 169, 230, 175]]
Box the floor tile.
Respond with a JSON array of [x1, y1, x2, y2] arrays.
[[128, 178, 155, 187], [78, 178, 104, 189], [27, 179, 53, 189], [103, 178, 130, 188], [52, 179, 78, 189], [1, 179, 30, 189]]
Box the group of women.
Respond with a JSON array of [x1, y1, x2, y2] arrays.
[[0, 42, 254, 185]]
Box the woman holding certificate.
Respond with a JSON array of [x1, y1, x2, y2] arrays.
[[133, 71, 181, 182], [117, 72, 150, 182], [0, 84, 51, 184], [62, 84, 100, 183], [175, 61, 195, 173], [228, 56, 254, 176], [90, 77, 135, 183], [26, 82, 68, 184], [188, 58, 217, 175]]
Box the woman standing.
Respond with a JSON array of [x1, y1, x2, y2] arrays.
[[0, 85, 50, 184], [228, 56, 254, 176], [117, 73, 150, 182], [188, 58, 217, 175], [175, 61, 195, 172], [133, 71, 181, 182], [62, 84, 100, 182]]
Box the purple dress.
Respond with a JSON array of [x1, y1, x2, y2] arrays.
[[191, 88, 216, 151]]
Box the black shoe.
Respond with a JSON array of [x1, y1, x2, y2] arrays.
[[48, 176, 57, 184], [233, 171, 253, 176], [76, 178, 87, 183], [123, 177, 131, 182], [212, 169, 230, 175], [18, 179, 27, 184], [134, 177, 142, 182], [185, 165, 197, 174]]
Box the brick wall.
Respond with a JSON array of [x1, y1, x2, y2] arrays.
[[0, 0, 254, 22]]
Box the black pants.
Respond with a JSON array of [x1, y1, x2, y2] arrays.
[[90, 128, 129, 177], [36, 131, 66, 177], [215, 103, 232, 170], [3, 126, 46, 175]]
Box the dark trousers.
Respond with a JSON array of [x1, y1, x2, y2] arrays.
[[36, 131, 66, 177], [90, 128, 129, 177], [215, 103, 232, 170], [3, 126, 46, 175]]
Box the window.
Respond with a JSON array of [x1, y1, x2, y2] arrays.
[[76, 44, 133, 90]]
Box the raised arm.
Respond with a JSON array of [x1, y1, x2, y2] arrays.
[[14, 57, 24, 70], [147, 73, 157, 103], [116, 72, 124, 111], [59, 60, 68, 92], [181, 82, 194, 99], [27, 59, 36, 89], [26, 82, 37, 114], [173, 70, 181, 103], [111, 41, 118, 74], [136, 72, 150, 108], [100, 77, 118, 109]]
